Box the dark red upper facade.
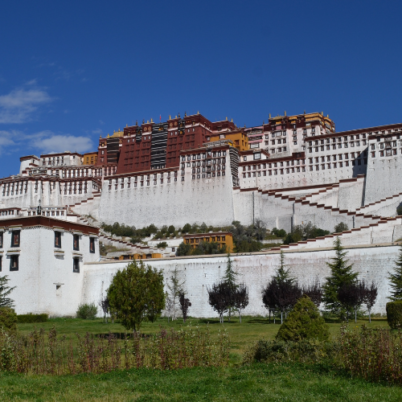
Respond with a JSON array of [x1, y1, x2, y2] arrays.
[[96, 113, 236, 175]]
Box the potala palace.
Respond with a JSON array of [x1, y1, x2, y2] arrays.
[[1, 111, 402, 317]]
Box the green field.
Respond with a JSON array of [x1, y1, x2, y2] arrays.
[[0, 316, 398, 401]]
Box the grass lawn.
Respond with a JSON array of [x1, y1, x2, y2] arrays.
[[1, 363, 402, 401], [0, 316, 393, 401], [16, 315, 389, 364]]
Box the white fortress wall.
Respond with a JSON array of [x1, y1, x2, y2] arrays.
[[82, 245, 399, 318], [99, 170, 236, 228]]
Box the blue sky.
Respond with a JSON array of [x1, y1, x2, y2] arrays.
[[0, 1, 401, 177]]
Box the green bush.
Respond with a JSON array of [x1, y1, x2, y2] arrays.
[[156, 241, 168, 249], [17, 313, 48, 323], [0, 307, 17, 331], [276, 295, 329, 342], [76, 303, 98, 320], [386, 301, 402, 329], [243, 339, 338, 365]]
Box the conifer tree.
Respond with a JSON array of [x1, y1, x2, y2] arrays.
[[322, 237, 358, 314], [222, 253, 239, 320], [0, 275, 15, 308], [388, 244, 402, 301], [274, 251, 295, 285]]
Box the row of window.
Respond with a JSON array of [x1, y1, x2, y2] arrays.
[[181, 151, 226, 162], [192, 172, 225, 179], [54, 232, 96, 253], [308, 152, 367, 164], [241, 159, 367, 178], [0, 255, 80, 273], [242, 160, 304, 170]]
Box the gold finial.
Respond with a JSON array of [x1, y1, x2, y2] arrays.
[[226, 117, 228, 121], [169, 115, 171, 119], [284, 111, 287, 116], [184, 111, 187, 117], [197, 111, 200, 114], [99, 135, 102, 138], [175, 115, 177, 118], [327, 114, 329, 118], [231, 118, 233, 122], [142, 119, 145, 124], [178, 113, 181, 118], [304, 110, 306, 114], [107, 134, 110, 138], [136, 120, 138, 125], [151, 118, 153, 123], [126, 124, 128, 127], [269, 113, 271, 118], [113, 130, 115, 133], [147, 120, 149, 123], [321, 111, 323, 115]]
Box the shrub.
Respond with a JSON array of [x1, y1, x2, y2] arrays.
[[156, 241, 168, 249], [107, 260, 165, 331], [334, 222, 349, 233], [0, 307, 17, 331], [338, 324, 402, 384], [243, 339, 338, 365], [271, 228, 286, 238], [17, 313, 48, 323], [276, 295, 329, 342], [386, 301, 402, 329], [76, 303, 98, 320]]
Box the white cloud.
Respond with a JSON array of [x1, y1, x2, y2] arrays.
[[92, 128, 102, 134], [0, 130, 18, 154], [33, 134, 93, 154], [0, 88, 53, 124]]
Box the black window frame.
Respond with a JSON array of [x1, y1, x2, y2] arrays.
[[73, 234, 80, 251], [0, 232, 3, 248], [11, 230, 20, 247], [54, 231, 62, 248], [0, 255, 2, 271], [10, 255, 19, 271], [89, 237, 95, 254], [73, 257, 80, 273]]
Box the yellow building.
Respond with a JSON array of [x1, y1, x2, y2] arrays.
[[83, 152, 98, 165], [117, 253, 163, 260], [183, 232, 234, 253], [209, 131, 249, 152]]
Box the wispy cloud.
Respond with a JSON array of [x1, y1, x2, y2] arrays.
[[92, 128, 102, 134], [0, 87, 53, 124], [0, 130, 18, 154], [32, 133, 93, 154]]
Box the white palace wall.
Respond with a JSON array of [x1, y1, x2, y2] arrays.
[[98, 170, 235, 228], [81, 245, 399, 319]]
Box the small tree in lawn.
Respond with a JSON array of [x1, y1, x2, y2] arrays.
[[222, 253, 239, 321], [165, 268, 184, 321], [302, 278, 323, 308], [337, 283, 361, 322], [0, 275, 15, 308], [233, 283, 249, 323], [363, 280, 378, 323], [107, 260, 165, 332], [208, 281, 230, 323], [322, 237, 358, 316], [179, 292, 191, 323], [98, 296, 110, 323], [389, 244, 402, 301]]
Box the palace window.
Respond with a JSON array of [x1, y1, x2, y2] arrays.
[[73, 235, 80, 251], [90, 238, 96, 253], [0, 232, 2, 248], [54, 231, 62, 248], [10, 255, 18, 271], [73, 257, 80, 273], [11, 231, 20, 247]]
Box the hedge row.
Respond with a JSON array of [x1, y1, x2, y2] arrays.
[[17, 313, 48, 323]]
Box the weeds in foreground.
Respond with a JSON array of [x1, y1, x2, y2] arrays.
[[0, 326, 229, 374]]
